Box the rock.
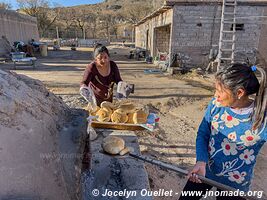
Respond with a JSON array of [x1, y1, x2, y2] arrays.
[[89, 128, 98, 141], [0, 70, 72, 199]]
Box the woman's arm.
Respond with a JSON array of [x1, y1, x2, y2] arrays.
[[196, 114, 212, 163], [111, 61, 122, 84], [81, 64, 94, 87]]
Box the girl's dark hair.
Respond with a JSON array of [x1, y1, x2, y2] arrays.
[[93, 44, 110, 58], [215, 63, 267, 130]]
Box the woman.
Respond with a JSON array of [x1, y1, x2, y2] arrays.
[[179, 63, 267, 199], [81, 44, 122, 106]]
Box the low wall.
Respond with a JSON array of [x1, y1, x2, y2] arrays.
[[0, 9, 39, 55]]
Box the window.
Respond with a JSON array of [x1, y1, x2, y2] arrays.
[[231, 24, 244, 31]]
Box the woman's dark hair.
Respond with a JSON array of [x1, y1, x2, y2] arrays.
[[93, 44, 110, 58], [215, 63, 267, 130]]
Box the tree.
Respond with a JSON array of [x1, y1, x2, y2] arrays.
[[58, 8, 76, 29], [73, 8, 88, 39], [122, 2, 154, 24], [98, 10, 122, 41], [56, 7, 76, 38], [17, 0, 49, 16], [86, 13, 97, 38], [16, 0, 58, 37], [72, 8, 99, 39], [0, 2, 12, 9]]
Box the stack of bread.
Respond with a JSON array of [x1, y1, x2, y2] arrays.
[[89, 101, 149, 124]]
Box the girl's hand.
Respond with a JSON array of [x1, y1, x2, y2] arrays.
[[188, 161, 206, 183]]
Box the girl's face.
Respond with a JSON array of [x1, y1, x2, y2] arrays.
[[95, 52, 110, 67], [214, 81, 236, 107]]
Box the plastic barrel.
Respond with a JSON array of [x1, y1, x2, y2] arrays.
[[40, 44, 48, 57]]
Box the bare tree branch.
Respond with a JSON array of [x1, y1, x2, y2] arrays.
[[16, 0, 58, 37], [0, 2, 12, 10]]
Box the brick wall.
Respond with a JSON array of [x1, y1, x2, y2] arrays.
[[136, 3, 266, 66], [135, 9, 173, 56], [258, 8, 267, 65], [135, 23, 148, 49], [155, 25, 171, 53], [170, 4, 220, 66], [171, 4, 265, 66]]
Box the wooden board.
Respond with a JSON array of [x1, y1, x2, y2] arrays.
[[90, 121, 145, 131]]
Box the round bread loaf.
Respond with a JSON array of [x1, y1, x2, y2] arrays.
[[100, 101, 117, 110], [133, 110, 148, 124], [90, 106, 100, 116], [119, 147, 130, 156], [96, 108, 111, 122], [102, 136, 125, 155], [114, 108, 126, 114], [118, 103, 136, 113], [127, 113, 135, 124], [85, 103, 100, 113], [111, 110, 128, 123]]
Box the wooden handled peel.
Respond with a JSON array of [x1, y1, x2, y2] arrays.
[[126, 152, 258, 200], [100, 144, 258, 200]]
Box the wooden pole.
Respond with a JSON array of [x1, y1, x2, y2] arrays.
[[56, 26, 60, 46], [56, 26, 59, 40]]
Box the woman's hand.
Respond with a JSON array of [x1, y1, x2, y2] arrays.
[[188, 161, 206, 183], [80, 84, 87, 88]]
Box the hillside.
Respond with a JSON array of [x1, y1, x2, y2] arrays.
[[43, 0, 164, 39]]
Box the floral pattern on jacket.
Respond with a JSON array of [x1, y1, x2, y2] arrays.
[[196, 98, 267, 191]]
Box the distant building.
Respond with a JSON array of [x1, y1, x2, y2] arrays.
[[135, 0, 267, 67]]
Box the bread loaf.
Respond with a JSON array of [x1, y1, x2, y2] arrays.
[[115, 108, 126, 114], [133, 110, 148, 124], [111, 110, 128, 123], [100, 101, 117, 110], [119, 147, 130, 156], [102, 136, 125, 155], [96, 108, 112, 122], [127, 113, 135, 124], [118, 103, 136, 113], [90, 106, 100, 116]]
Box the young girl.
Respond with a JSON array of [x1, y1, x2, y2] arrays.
[[179, 63, 267, 199]]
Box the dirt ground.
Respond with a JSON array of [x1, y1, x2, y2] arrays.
[[1, 46, 266, 199]]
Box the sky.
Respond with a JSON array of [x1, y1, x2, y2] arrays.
[[2, 0, 103, 10]]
